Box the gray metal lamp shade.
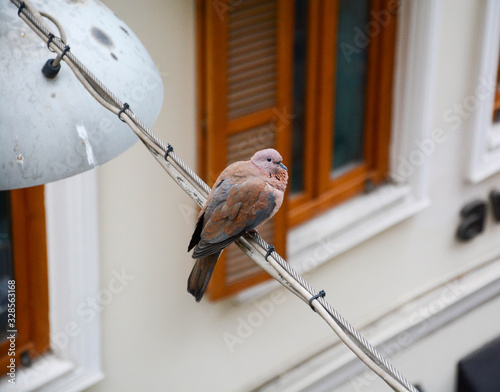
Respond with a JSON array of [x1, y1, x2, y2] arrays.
[[0, 0, 163, 190]]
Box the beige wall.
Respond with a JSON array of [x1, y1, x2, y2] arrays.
[[86, 1, 500, 391]]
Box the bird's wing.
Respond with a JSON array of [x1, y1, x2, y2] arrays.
[[192, 176, 275, 258]]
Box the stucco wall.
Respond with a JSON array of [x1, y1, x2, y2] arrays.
[[86, 1, 500, 391]]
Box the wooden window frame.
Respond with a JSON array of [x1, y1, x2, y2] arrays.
[[494, 49, 500, 121], [467, 0, 500, 183], [0, 186, 50, 376], [289, 0, 397, 226], [197, 0, 292, 300], [197, 0, 397, 299]]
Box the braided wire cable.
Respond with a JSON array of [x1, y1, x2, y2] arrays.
[[164, 148, 212, 196], [251, 235, 418, 392], [15, 0, 169, 157], [15, 0, 213, 198], [11, 1, 417, 390]]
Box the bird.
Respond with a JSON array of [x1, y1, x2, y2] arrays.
[[187, 148, 288, 302]]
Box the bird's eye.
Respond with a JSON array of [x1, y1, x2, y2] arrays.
[[267, 157, 272, 162]]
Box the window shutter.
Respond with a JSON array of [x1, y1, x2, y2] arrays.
[[198, 0, 292, 300]]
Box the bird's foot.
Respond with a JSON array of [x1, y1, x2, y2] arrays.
[[248, 228, 259, 235], [264, 244, 275, 261]]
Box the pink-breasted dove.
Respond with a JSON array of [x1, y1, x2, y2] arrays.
[[187, 148, 288, 302]]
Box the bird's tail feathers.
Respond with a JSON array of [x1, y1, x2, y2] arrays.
[[187, 252, 220, 302]]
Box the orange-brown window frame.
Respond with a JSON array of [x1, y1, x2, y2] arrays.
[[0, 186, 50, 376], [494, 48, 500, 121], [288, 0, 397, 226], [197, 0, 292, 300], [197, 0, 397, 299]]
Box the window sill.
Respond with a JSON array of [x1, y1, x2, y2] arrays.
[[0, 171, 103, 391], [0, 355, 73, 391], [469, 123, 500, 183], [0, 354, 103, 392], [488, 124, 500, 150], [287, 183, 428, 273], [470, 153, 500, 184], [235, 183, 429, 302]]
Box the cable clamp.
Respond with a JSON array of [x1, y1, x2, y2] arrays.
[[60, 45, 70, 61], [309, 290, 326, 311], [118, 103, 130, 122], [164, 144, 174, 159], [264, 244, 275, 261], [18, 2, 26, 16], [47, 33, 55, 52]]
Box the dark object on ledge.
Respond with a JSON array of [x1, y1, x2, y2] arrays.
[[456, 200, 486, 242], [457, 335, 500, 392]]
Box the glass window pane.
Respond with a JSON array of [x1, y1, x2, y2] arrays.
[[0, 191, 14, 342], [332, 0, 371, 176], [291, 0, 308, 194]]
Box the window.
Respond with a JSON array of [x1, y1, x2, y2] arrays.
[[0, 187, 50, 377], [288, 0, 396, 225], [197, 0, 398, 299], [467, 0, 500, 183], [494, 49, 500, 122], [492, 47, 500, 149]]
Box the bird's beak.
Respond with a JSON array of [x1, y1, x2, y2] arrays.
[[279, 162, 288, 171]]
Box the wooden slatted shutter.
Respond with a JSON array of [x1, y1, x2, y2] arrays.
[[198, 0, 293, 300]]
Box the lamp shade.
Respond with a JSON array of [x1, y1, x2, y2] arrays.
[[0, 0, 163, 190]]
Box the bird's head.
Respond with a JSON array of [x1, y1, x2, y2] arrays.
[[251, 148, 288, 183]]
